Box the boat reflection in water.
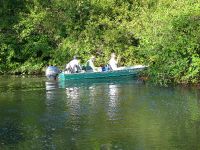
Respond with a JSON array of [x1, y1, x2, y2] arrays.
[[107, 84, 120, 120], [45, 81, 59, 90], [45, 81, 59, 100], [65, 86, 80, 119], [59, 79, 123, 120], [65, 86, 81, 142]]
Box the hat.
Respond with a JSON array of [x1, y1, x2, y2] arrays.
[[111, 53, 116, 58], [91, 55, 95, 59]]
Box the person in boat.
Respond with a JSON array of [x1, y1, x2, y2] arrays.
[[85, 55, 97, 72], [65, 56, 81, 73], [109, 53, 118, 70]]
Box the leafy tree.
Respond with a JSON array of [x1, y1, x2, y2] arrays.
[[0, 0, 199, 84]]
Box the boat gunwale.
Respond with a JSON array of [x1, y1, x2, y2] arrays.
[[58, 66, 146, 81]]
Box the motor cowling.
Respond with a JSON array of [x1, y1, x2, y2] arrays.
[[45, 66, 60, 80]]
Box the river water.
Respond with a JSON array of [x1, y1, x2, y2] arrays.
[[0, 76, 200, 150]]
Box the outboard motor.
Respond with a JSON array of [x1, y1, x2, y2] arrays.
[[45, 66, 60, 80]]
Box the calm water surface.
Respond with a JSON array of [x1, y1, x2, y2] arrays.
[[0, 76, 200, 150]]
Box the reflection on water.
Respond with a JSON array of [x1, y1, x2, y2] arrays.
[[0, 77, 200, 149], [65, 86, 80, 130], [45, 81, 59, 91], [108, 84, 119, 120], [45, 81, 59, 104]]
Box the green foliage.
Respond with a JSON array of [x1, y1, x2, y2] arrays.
[[0, 0, 199, 84], [144, 2, 200, 85]]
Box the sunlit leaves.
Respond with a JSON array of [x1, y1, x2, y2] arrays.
[[0, 0, 199, 84]]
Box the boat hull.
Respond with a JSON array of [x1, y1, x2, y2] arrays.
[[58, 66, 146, 81]]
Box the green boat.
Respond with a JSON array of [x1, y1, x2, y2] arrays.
[[58, 65, 146, 81]]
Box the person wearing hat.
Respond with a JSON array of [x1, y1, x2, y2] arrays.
[[65, 56, 81, 73], [109, 53, 118, 70], [86, 55, 97, 72]]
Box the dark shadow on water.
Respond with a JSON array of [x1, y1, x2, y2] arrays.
[[57, 77, 144, 89], [0, 121, 25, 146]]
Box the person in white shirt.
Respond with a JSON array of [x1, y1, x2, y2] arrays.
[[65, 56, 81, 73], [109, 53, 118, 70], [86, 55, 97, 72]]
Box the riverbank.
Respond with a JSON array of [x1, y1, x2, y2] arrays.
[[1, 71, 199, 89], [1, 0, 199, 85]]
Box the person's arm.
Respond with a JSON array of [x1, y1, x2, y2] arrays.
[[116, 55, 121, 63], [90, 60, 97, 71]]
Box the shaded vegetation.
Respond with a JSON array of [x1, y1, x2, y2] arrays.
[[0, 0, 199, 84]]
